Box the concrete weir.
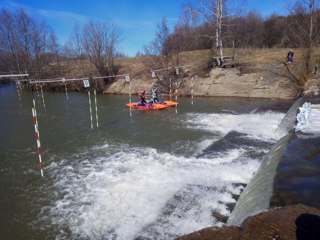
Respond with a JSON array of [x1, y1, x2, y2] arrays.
[[227, 97, 320, 226]]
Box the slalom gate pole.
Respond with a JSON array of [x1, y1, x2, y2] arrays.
[[40, 85, 46, 108], [129, 78, 132, 117], [32, 99, 44, 177], [88, 90, 93, 129], [16, 81, 21, 101], [175, 84, 178, 114], [125, 75, 132, 117], [64, 82, 69, 100], [170, 78, 172, 101], [94, 89, 99, 128], [35, 83, 40, 97], [191, 77, 194, 105]]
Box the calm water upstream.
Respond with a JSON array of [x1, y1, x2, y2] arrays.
[[0, 83, 292, 239]]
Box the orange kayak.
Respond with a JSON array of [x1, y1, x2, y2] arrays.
[[127, 101, 178, 110]]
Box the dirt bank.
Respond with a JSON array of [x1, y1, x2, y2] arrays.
[[178, 204, 320, 240], [104, 63, 299, 99]]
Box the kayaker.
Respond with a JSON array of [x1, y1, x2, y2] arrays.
[[151, 86, 159, 103], [138, 90, 147, 106]]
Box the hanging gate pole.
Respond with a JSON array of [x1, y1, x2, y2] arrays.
[[16, 81, 21, 101], [40, 85, 46, 108], [191, 77, 194, 105], [32, 99, 44, 177], [88, 90, 93, 130], [94, 89, 99, 128]]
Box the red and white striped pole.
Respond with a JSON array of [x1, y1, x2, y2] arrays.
[[32, 99, 44, 177]]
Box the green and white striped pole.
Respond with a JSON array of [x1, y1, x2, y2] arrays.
[[94, 89, 99, 128], [88, 90, 93, 130], [83, 79, 93, 129], [63, 78, 68, 100], [126, 75, 132, 117]]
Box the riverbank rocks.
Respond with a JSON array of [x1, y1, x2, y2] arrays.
[[178, 204, 320, 240], [104, 64, 299, 99]]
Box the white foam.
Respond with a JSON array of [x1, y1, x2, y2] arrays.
[[38, 110, 286, 239], [183, 111, 286, 141], [296, 103, 320, 134], [92, 142, 109, 150], [42, 145, 260, 239]]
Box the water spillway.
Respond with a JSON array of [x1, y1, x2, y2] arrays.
[[226, 133, 294, 226], [277, 97, 304, 133], [227, 97, 320, 226]]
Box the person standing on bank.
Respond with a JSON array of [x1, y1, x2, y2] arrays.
[[287, 49, 294, 63]]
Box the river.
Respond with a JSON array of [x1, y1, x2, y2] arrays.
[[0, 83, 292, 239]]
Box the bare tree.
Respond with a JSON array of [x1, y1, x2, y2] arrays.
[[144, 17, 184, 94], [82, 21, 121, 87], [66, 24, 88, 75], [0, 8, 60, 79], [188, 0, 225, 66], [285, 0, 320, 87], [66, 20, 121, 91]]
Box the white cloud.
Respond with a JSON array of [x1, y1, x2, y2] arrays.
[[3, 0, 89, 23]]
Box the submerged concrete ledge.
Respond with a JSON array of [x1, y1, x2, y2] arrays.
[[179, 97, 320, 239], [227, 97, 304, 226]]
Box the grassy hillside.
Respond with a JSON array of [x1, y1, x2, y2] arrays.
[[53, 48, 319, 86]]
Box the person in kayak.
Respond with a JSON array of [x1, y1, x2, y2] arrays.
[[138, 90, 147, 106], [151, 86, 159, 103]]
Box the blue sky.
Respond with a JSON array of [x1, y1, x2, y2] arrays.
[[0, 0, 290, 56]]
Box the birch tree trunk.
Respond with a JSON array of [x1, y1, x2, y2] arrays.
[[215, 0, 224, 66]]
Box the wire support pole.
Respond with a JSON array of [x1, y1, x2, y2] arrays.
[[93, 74, 130, 80], [0, 73, 29, 78], [32, 99, 44, 177], [28, 73, 130, 84]]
